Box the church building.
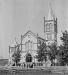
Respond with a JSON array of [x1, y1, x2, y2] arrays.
[[8, 4, 58, 65]]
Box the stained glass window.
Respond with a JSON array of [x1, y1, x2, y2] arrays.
[[25, 40, 33, 51]]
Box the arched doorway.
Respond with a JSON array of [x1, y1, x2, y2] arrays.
[[26, 53, 32, 62]]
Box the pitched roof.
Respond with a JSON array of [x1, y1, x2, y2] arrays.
[[10, 30, 45, 47], [22, 30, 45, 41]]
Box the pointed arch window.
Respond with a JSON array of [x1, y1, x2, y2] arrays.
[[25, 40, 33, 51], [46, 23, 50, 32]]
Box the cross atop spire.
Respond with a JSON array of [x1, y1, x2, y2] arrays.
[[47, 1, 55, 20]]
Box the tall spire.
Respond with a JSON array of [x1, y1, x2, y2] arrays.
[[47, 2, 55, 20]]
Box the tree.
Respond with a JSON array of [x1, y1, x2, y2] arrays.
[[12, 45, 21, 66], [58, 45, 65, 66], [59, 30, 68, 66], [36, 42, 47, 62], [48, 43, 58, 66]]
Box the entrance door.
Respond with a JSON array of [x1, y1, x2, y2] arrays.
[[26, 53, 32, 62]]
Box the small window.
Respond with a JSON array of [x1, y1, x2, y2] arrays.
[[28, 41, 32, 50], [47, 34, 52, 40], [10, 47, 15, 52]]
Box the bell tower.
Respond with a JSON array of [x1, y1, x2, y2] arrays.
[[44, 3, 57, 45]]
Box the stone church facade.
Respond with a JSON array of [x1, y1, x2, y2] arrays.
[[9, 30, 45, 65], [8, 5, 57, 65], [19, 30, 45, 63]]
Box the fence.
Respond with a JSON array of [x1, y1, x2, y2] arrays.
[[21, 62, 44, 69], [0, 65, 68, 75], [0, 69, 68, 75]]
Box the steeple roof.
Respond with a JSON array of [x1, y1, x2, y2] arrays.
[[47, 2, 55, 20]]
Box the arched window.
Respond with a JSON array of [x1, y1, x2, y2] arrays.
[[25, 40, 33, 51], [26, 53, 32, 62], [46, 23, 50, 32]]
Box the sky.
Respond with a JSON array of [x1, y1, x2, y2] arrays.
[[0, 0, 68, 59]]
